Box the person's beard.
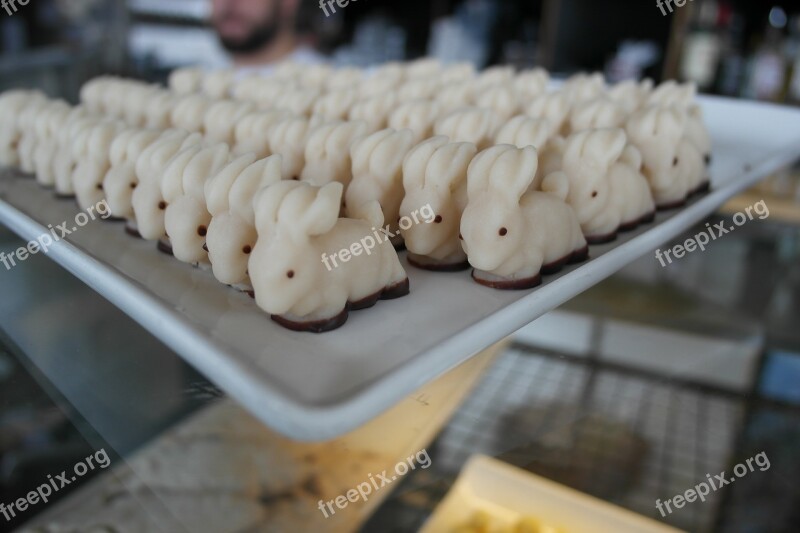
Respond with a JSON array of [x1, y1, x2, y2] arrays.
[[217, 5, 282, 54]]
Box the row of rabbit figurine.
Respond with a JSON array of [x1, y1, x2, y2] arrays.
[[0, 70, 711, 332]]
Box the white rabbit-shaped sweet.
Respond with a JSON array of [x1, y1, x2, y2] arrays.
[[0, 91, 45, 167], [32, 101, 72, 186], [561, 72, 606, 104], [474, 66, 516, 92], [541, 128, 655, 243], [130, 130, 203, 240], [267, 116, 310, 181], [535, 135, 567, 186], [460, 145, 587, 289], [494, 115, 552, 150], [526, 91, 571, 136], [161, 143, 231, 262], [171, 94, 215, 134], [203, 99, 255, 145], [15, 96, 51, 175], [647, 81, 712, 168], [325, 67, 363, 91], [103, 128, 163, 222], [475, 83, 521, 122], [249, 181, 409, 332], [233, 109, 293, 158], [145, 90, 177, 129], [168, 67, 204, 95], [299, 120, 368, 189], [73, 120, 126, 211], [388, 100, 441, 144], [608, 78, 654, 114], [348, 92, 397, 133], [201, 69, 234, 100], [438, 63, 476, 85], [568, 97, 627, 133], [494, 115, 555, 190], [399, 136, 476, 270], [436, 83, 475, 114], [311, 89, 359, 125], [52, 116, 100, 196], [275, 87, 321, 117], [513, 68, 549, 101], [626, 105, 706, 208], [205, 154, 283, 290], [345, 128, 416, 248], [434, 107, 501, 150]]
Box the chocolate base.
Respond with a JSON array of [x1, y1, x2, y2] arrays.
[[658, 181, 711, 211], [691, 181, 711, 196], [272, 308, 349, 334], [567, 245, 590, 264], [157, 238, 173, 256], [407, 255, 471, 272], [380, 277, 410, 300], [124, 223, 142, 238], [656, 197, 687, 211], [619, 210, 656, 233], [473, 245, 589, 290], [473, 271, 542, 290], [586, 232, 617, 245], [270, 278, 410, 333]]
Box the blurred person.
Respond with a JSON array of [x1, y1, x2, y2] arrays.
[[211, 0, 324, 69]]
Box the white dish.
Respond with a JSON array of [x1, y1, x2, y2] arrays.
[[420, 455, 683, 532], [1, 96, 799, 441]]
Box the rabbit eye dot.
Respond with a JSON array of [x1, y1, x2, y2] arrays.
[[287, 270, 295, 279], [130, 182, 137, 189], [499, 227, 508, 236], [591, 191, 598, 198], [242, 245, 252, 254], [673, 157, 679, 166], [197, 225, 207, 237], [434, 215, 443, 223], [96, 184, 103, 190], [458, 233, 463, 240], [158, 201, 167, 210]]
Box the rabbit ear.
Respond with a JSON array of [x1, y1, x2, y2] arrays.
[[425, 141, 477, 192], [327, 120, 368, 156], [468, 145, 537, 199], [564, 128, 626, 175], [291, 182, 343, 237], [626, 106, 658, 140], [228, 154, 284, 224], [253, 180, 305, 234], [205, 152, 257, 216], [369, 129, 416, 180], [655, 106, 686, 141], [402, 136, 450, 191], [496, 115, 551, 149], [183, 143, 231, 199], [488, 145, 538, 198], [304, 121, 340, 160], [467, 144, 511, 197], [162, 144, 202, 203], [351, 128, 394, 176]]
